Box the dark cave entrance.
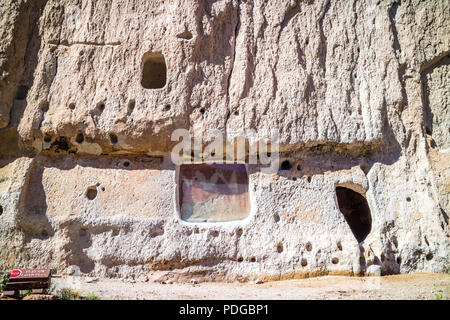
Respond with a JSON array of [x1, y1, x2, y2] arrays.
[[335, 186, 372, 243], [141, 52, 167, 89]]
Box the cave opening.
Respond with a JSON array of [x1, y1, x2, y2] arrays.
[[141, 52, 167, 89], [335, 186, 372, 243]]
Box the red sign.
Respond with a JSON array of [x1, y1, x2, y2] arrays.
[[9, 268, 50, 279], [10, 269, 22, 278]]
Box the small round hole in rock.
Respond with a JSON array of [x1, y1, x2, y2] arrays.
[[164, 104, 171, 111], [277, 243, 283, 253], [97, 102, 105, 112], [337, 242, 342, 251], [238, 257, 243, 262], [0, 205, 3, 215], [306, 242, 312, 251], [250, 257, 256, 263], [109, 133, 118, 145], [332, 257, 339, 264], [426, 253, 433, 261], [280, 160, 292, 171], [234, 110, 239, 116], [396, 256, 401, 265], [297, 165, 302, 171], [406, 197, 411, 202], [301, 258, 307, 267], [211, 230, 219, 237], [56, 136, 69, 151], [123, 161, 130, 168], [44, 134, 52, 143], [69, 103, 76, 110], [274, 213, 280, 222], [292, 177, 297, 181], [86, 187, 98, 200], [75, 132, 84, 144], [199, 107, 205, 115], [236, 228, 243, 236], [307, 176, 312, 183]]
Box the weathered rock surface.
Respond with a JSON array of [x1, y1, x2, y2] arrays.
[[0, 0, 448, 281]]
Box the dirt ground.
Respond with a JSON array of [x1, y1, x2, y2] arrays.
[[48, 273, 449, 300]]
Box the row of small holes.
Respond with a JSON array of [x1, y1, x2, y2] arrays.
[[236, 257, 256, 262], [69, 100, 144, 113], [191, 228, 243, 237], [279, 160, 312, 182], [71, 187, 437, 266], [272, 218, 344, 258], [69, 100, 174, 113], [279, 160, 303, 172], [192, 107, 240, 116], [72, 131, 118, 145]]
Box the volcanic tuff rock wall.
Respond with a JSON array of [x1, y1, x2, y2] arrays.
[[0, 0, 448, 281]]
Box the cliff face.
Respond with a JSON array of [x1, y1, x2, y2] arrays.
[[0, 0, 448, 281]]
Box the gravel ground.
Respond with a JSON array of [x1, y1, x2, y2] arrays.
[[48, 273, 449, 300]]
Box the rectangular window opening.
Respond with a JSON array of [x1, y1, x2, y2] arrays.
[[179, 163, 250, 223]]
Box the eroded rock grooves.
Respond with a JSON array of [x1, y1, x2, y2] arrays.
[[0, 0, 448, 282]]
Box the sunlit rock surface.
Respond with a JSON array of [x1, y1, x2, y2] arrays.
[[0, 0, 448, 281]]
